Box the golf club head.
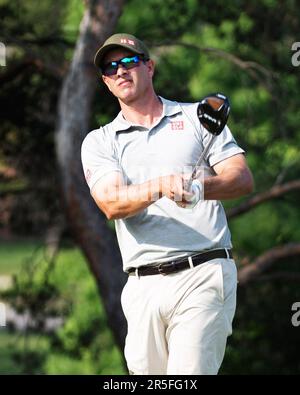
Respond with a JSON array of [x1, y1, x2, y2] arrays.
[[197, 93, 230, 135]]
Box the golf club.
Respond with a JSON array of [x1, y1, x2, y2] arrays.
[[184, 93, 231, 192]]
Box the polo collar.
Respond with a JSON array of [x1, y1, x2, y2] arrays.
[[112, 96, 182, 133], [160, 96, 182, 118]]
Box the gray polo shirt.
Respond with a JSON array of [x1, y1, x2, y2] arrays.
[[81, 97, 244, 271]]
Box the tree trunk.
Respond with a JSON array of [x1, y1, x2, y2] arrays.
[[55, 0, 127, 350]]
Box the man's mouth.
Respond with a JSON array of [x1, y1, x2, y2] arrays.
[[118, 80, 132, 87]]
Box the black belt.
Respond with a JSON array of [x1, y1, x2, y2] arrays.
[[127, 248, 233, 276]]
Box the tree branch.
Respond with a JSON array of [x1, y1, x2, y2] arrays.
[[227, 179, 300, 219], [238, 243, 300, 286], [258, 272, 300, 282], [4, 35, 75, 49], [154, 41, 276, 90], [0, 57, 64, 84]]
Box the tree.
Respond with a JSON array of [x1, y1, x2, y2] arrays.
[[55, 0, 127, 349], [1, 0, 300, 373], [55, 0, 300, 360]]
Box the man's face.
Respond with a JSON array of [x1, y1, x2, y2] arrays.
[[101, 48, 155, 104]]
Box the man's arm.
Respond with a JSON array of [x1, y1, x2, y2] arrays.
[[204, 153, 254, 200], [91, 172, 191, 220]]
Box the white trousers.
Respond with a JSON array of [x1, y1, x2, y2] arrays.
[[121, 258, 237, 375]]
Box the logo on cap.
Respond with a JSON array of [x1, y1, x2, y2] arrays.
[[120, 38, 135, 46]]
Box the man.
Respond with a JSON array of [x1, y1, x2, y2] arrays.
[[81, 33, 254, 375]]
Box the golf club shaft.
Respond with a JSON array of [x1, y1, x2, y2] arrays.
[[185, 134, 216, 191]]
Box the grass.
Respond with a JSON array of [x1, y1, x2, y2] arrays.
[[0, 238, 55, 374], [0, 331, 20, 373], [0, 330, 50, 374], [0, 238, 126, 374], [0, 239, 44, 275]]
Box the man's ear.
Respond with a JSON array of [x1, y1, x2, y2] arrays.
[[147, 59, 155, 78], [102, 75, 113, 92]]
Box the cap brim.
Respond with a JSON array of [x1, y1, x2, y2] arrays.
[[94, 44, 144, 69]]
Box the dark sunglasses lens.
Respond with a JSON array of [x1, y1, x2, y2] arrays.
[[121, 56, 140, 69], [102, 62, 118, 76], [102, 56, 141, 76]]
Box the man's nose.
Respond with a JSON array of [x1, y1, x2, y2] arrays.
[[116, 64, 128, 77]]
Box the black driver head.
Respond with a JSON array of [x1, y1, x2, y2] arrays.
[[197, 93, 230, 135]]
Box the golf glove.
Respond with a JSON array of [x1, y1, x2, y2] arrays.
[[182, 179, 203, 209]]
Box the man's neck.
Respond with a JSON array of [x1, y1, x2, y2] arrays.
[[119, 92, 163, 129]]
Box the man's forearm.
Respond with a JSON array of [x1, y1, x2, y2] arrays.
[[204, 167, 254, 200], [104, 178, 162, 219]]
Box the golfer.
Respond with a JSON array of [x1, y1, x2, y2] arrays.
[[81, 33, 254, 375]]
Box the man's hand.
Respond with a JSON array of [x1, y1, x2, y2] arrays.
[[159, 174, 199, 207]]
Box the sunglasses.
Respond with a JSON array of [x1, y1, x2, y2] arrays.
[[101, 55, 146, 76]]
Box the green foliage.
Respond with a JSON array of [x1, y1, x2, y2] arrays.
[[47, 247, 125, 374], [119, 0, 199, 41], [117, 0, 300, 375], [0, 239, 41, 275], [231, 201, 300, 257], [0, 331, 51, 374], [62, 0, 84, 40], [48, 247, 125, 374], [0, 243, 125, 374], [1, 0, 300, 375], [221, 272, 300, 375], [0, 0, 80, 234]]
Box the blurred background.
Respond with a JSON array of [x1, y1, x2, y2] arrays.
[[0, 0, 299, 375]]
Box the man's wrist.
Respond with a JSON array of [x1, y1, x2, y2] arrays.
[[184, 179, 203, 208], [192, 179, 204, 200]]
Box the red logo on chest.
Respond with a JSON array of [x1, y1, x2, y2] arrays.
[[170, 121, 184, 130]]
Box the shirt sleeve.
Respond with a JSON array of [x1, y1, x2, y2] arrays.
[[201, 125, 245, 167], [81, 128, 122, 191]]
